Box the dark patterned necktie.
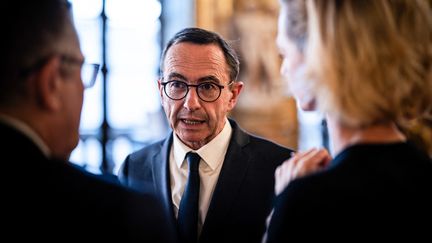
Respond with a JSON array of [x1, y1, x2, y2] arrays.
[[178, 152, 201, 243]]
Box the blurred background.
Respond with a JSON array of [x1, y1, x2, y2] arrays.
[[69, 0, 327, 175]]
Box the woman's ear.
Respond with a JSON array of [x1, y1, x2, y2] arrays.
[[34, 56, 62, 111]]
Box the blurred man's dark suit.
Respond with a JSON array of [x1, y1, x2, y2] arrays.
[[1, 122, 177, 242]]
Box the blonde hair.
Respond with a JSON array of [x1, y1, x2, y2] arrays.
[[305, 0, 432, 127]]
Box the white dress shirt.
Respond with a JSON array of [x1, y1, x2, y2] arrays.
[[0, 114, 51, 157], [169, 118, 232, 234]]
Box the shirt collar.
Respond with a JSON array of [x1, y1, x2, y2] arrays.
[[0, 114, 51, 157], [173, 118, 232, 171]]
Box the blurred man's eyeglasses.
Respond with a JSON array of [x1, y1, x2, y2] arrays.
[[19, 55, 100, 89], [80, 63, 100, 89], [161, 80, 234, 102], [61, 55, 100, 89]]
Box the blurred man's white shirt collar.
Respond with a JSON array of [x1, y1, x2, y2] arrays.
[[0, 114, 51, 157]]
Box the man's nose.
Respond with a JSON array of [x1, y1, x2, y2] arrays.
[[183, 87, 201, 111]]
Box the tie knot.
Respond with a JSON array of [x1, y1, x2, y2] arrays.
[[186, 152, 200, 172]]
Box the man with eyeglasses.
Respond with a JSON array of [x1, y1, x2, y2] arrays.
[[119, 27, 294, 243], [0, 0, 176, 241]]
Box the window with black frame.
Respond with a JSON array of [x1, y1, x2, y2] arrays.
[[69, 0, 168, 174]]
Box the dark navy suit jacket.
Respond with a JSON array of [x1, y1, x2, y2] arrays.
[[266, 142, 432, 242], [119, 119, 293, 243], [1, 122, 177, 242]]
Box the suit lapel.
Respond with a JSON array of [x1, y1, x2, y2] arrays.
[[152, 134, 176, 220], [200, 120, 251, 238]]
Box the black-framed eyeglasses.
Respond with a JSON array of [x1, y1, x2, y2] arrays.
[[61, 55, 100, 89], [161, 80, 234, 102]]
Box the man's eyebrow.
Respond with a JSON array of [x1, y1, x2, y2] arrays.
[[167, 72, 187, 81], [197, 75, 221, 84]]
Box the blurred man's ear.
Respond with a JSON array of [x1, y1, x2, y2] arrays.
[[34, 56, 62, 111]]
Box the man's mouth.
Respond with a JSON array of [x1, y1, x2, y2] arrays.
[[181, 119, 205, 125]]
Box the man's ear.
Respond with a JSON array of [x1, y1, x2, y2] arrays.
[[157, 78, 164, 101], [228, 81, 244, 110], [34, 56, 62, 111]]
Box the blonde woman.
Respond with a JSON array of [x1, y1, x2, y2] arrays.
[[266, 0, 432, 241]]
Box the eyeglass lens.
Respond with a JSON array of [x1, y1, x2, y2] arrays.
[[81, 63, 99, 88], [164, 81, 223, 102]]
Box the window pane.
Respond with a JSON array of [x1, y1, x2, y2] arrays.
[[106, 0, 161, 25], [106, 0, 166, 168], [73, 14, 103, 130], [70, 137, 103, 174], [69, 0, 171, 171], [69, 0, 103, 168], [106, 0, 161, 128], [111, 137, 134, 175], [71, 0, 102, 19]]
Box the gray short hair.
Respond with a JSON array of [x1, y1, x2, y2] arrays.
[[160, 27, 240, 82]]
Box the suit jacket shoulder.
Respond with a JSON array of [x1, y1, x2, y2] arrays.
[[1, 123, 176, 242], [119, 137, 169, 190]]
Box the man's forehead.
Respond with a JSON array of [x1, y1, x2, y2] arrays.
[[166, 42, 225, 60], [58, 26, 83, 58], [166, 44, 227, 64]]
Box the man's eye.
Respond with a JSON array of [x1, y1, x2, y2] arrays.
[[200, 83, 217, 90], [170, 81, 185, 89]]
